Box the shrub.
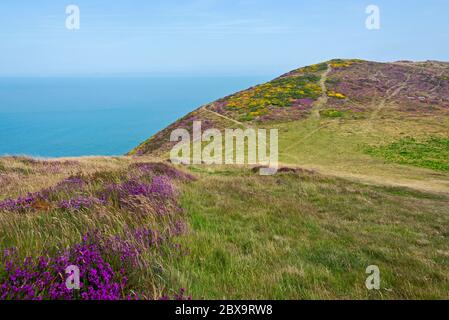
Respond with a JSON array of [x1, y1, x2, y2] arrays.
[[321, 109, 343, 118]]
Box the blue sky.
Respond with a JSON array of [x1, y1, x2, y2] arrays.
[[0, 0, 448, 76]]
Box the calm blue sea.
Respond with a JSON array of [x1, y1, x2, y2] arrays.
[[0, 75, 270, 157]]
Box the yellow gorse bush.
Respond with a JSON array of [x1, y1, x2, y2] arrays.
[[223, 73, 323, 120], [327, 91, 346, 99]]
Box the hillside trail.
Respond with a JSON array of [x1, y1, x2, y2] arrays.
[[367, 71, 413, 131], [202, 63, 333, 134], [201, 105, 248, 128], [280, 65, 449, 195], [278, 161, 449, 195], [311, 64, 332, 119], [283, 63, 332, 154]]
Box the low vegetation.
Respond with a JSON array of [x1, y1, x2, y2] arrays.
[[224, 74, 322, 121], [2, 59, 449, 300], [0, 158, 193, 300], [366, 137, 449, 172], [170, 167, 449, 299], [2, 157, 449, 299], [320, 109, 344, 118]]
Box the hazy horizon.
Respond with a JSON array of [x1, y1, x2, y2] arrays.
[[0, 75, 271, 157], [1, 0, 448, 76]]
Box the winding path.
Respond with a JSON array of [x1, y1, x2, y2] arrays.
[[367, 72, 413, 130], [283, 63, 332, 154], [310, 64, 332, 119], [202, 63, 333, 128]]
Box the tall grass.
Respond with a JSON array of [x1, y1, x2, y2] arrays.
[[163, 166, 449, 299], [0, 157, 193, 300]]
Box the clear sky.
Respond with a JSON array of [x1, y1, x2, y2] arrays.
[[0, 0, 448, 76]]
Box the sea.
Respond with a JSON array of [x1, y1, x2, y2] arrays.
[[0, 75, 270, 157]]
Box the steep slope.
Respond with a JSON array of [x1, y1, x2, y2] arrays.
[[128, 60, 332, 156], [129, 59, 449, 157]]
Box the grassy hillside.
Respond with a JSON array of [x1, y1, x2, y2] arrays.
[[130, 59, 449, 193], [1, 157, 449, 299], [2, 59, 449, 300], [130, 59, 449, 156], [176, 166, 449, 299]]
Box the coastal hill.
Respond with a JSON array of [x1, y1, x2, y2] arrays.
[[2, 59, 449, 299], [129, 59, 449, 192], [129, 59, 449, 156]]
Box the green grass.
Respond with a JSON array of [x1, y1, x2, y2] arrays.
[[273, 114, 449, 194], [4, 99, 449, 299], [3, 143, 449, 299], [162, 167, 449, 299], [320, 109, 343, 118], [366, 137, 449, 171], [144, 111, 449, 299]]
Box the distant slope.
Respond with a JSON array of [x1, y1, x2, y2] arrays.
[[129, 59, 449, 157]]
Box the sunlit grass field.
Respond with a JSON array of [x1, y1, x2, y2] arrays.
[[1, 153, 449, 299], [167, 167, 449, 299], [276, 111, 449, 193]]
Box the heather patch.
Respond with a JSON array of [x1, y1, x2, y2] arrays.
[[129, 113, 217, 156], [0, 175, 89, 213], [99, 175, 180, 215], [58, 197, 106, 211], [0, 162, 192, 300], [0, 165, 185, 214], [366, 137, 449, 171], [130, 162, 195, 182], [0, 226, 188, 300], [52, 176, 86, 193], [0, 240, 128, 300], [0, 194, 42, 212], [327, 60, 449, 110]]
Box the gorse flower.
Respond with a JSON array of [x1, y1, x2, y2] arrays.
[[223, 73, 322, 120]]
